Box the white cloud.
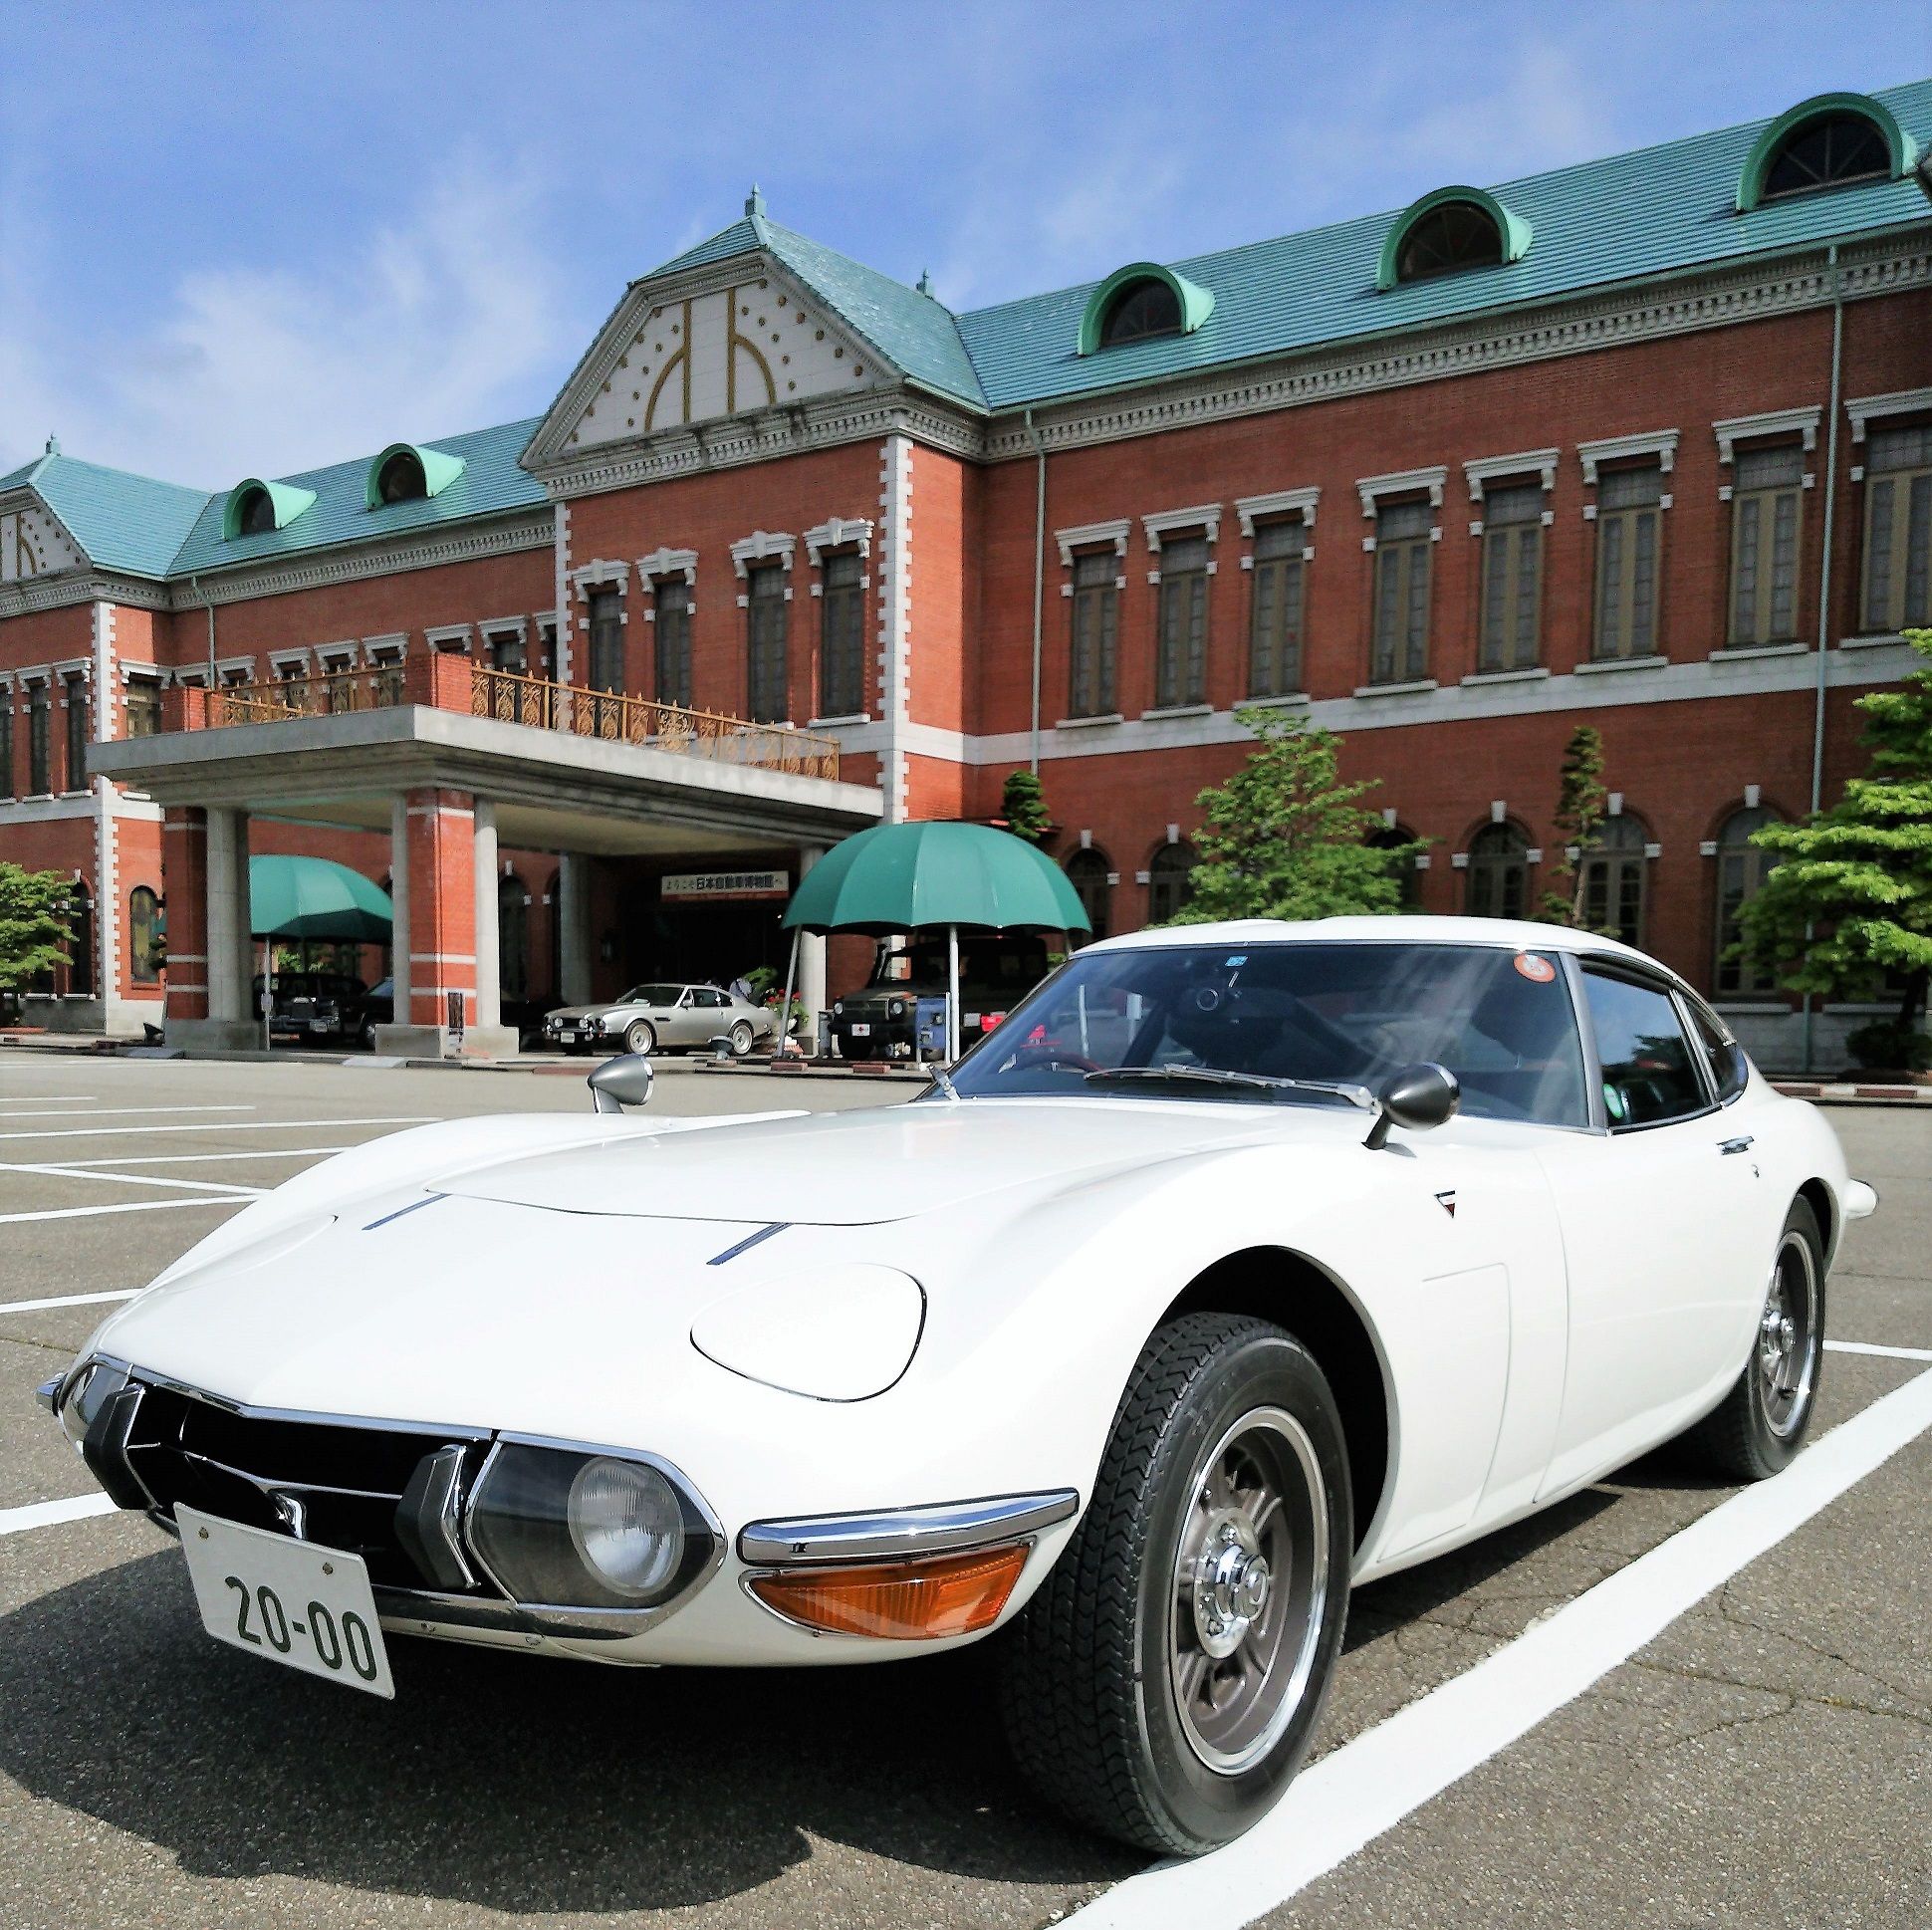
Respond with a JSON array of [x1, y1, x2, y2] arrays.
[[0, 155, 575, 485]]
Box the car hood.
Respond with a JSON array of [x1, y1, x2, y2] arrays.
[[546, 1004, 633, 1024]]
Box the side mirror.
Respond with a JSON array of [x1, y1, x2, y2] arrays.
[[589, 1053, 655, 1114], [1363, 1062, 1460, 1150]]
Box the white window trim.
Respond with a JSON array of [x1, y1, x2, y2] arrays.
[[423, 624, 473, 653], [635, 548, 697, 585], [1713, 407, 1820, 465], [1141, 503, 1223, 551], [267, 647, 313, 675], [361, 631, 408, 658], [1845, 387, 1932, 442], [1234, 487, 1319, 536], [1577, 429, 1678, 484], [1054, 519, 1131, 569], [802, 519, 873, 564], [1462, 448, 1559, 499], [479, 616, 529, 644], [572, 559, 630, 597], [729, 530, 797, 577], [1356, 466, 1447, 518], [118, 661, 161, 686]]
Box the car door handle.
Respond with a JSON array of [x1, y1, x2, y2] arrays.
[[1718, 1135, 1756, 1155]]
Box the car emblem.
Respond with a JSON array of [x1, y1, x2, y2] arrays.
[[1434, 1190, 1458, 1217]]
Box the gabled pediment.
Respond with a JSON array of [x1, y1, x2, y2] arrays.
[[0, 495, 83, 583]]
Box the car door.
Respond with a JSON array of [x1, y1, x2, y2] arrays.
[[1534, 959, 1766, 1499]]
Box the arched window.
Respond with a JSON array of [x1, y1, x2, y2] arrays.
[[1100, 278, 1182, 348], [1396, 201, 1503, 282], [1579, 816, 1650, 949], [1763, 114, 1891, 200], [128, 885, 162, 984], [377, 450, 426, 504], [1714, 807, 1782, 996], [1369, 824, 1422, 911], [66, 880, 95, 997], [237, 487, 275, 536], [222, 477, 317, 540], [1145, 842, 1197, 925], [1064, 848, 1112, 945], [499, 874, 530, 1003], [1465, 823, 1530, 921]]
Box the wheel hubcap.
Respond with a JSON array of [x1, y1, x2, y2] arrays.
[[1168, 1405, 1329, 1776], [1757, 1232, 1819, 1439]]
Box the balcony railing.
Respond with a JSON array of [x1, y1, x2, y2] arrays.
[[194, 660, 840, 781]]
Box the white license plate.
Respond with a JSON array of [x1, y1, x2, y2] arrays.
[[848, 1023, 871, 1037], [177, 1505, 394, 1699], [558, 1031, 578, 1043]]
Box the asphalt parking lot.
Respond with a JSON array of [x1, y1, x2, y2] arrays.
[[0, 1054, 1926, 1930]]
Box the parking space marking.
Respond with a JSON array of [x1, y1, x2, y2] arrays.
[[0, 1162, 266, 1197], [0, 1289, 139, 1315], [0, 1105, 253, 1121], [1066, 1365, 1932, 1930], [1826, 1338, 1932, 1362], [14, 1146, 355, 1168], [0, 1197, 250, 1226], [0, 1115, 439, 1143], [0, 1494, 119, 1538], [0, 1094, 99, 1104]]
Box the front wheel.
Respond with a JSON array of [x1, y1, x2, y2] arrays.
[[728, 1021, 755, 1058], [997, 1313, 1351, 1853], [622, 1019, 656, 1057], [1681, 1197, 1825, 1480]]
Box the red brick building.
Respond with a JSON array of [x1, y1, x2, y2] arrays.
[[3, 84, 1928, 1065]]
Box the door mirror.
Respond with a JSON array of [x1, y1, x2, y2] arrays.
[[589, 1053, 655, 1113], [1363, 1062, 1460, 1150]]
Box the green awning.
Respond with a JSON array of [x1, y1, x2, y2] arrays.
[[781, 822, 1090, 935], [249, 855, 393, 942]]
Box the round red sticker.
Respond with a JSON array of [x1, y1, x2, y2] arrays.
[[1515, 952, 1556, 983]]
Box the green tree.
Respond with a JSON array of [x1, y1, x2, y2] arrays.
[[1740, 627, 1932, 1066], [1000, 768, 1051, 844], [1539, 724, 1608, 927], [0, 863, 75, 995], [1166, 707, 1423, 924]]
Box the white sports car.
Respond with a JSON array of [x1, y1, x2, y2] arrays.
[[43, 917, 1877, 1853]]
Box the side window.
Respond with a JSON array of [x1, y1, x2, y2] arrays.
[[1581, 970, 1710, 1126], [1685, 995, 1750, 1101]]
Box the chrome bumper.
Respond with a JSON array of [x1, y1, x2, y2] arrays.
[[738, 1490, 1079, 1567]]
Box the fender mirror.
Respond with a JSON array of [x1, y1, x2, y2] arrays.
[[588, 1053, 655, 1113], [1363, 1061, 1460, 1150]]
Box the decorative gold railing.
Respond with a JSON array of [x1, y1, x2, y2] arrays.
[[199, 662, 840, 781], [468, 666, 841, 780]]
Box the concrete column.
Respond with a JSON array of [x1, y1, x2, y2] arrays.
[[797, 845, 827, 1048], [160, 807, 210, 1034], [387, 795, 411, 1022], [172, 806, 257, 1053], [559, 851, 593, 1005], [473, 799, 501, 1032]]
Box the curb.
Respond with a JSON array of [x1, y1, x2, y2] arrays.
[[1770, 1081, 1932, 1106]]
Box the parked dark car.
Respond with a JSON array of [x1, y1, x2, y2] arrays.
[[830, 934, 1051, 1062], [256, 972, 367, 1047]]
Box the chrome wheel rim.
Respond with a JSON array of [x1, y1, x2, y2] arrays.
[[1758, 1231, 1819, 1440], [1167, 1404, 1329, 1775]]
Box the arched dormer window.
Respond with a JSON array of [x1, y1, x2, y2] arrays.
[[1064, 847, 1112, 943], [1078, 263, 1215, 356], [1737, 93, 1919, 212], [364, 441, 465, 510], [222, 478, 318, 541], [1377, 186, 1532, 292]]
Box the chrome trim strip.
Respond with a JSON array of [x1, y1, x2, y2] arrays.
[[738, 1489, 1081, 1567], [36, 1376, 60, 1415]]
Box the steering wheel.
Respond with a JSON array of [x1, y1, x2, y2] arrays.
[[1005, 1045, 1104, 1076]]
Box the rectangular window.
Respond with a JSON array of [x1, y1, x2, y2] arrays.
[[1728, 444, 1804, 646], [1247, 519, 1307, 697], [1860, 422, 1932, 633], [586, 588, 624, 693], [123, 678, 162, 738], [64, 675, 88, 789], [28, 685, 49, 794], [487, 629, 526, 674], [1581, 970, 1708, 1127], [536, 622, 556, 680], [1154, 534, 1210, 708], [1069, 550, 1118, 718], [654, 580, 693, 709], [746, 564, 788, 722], [0, 699, 13, 799], [1592, 464, 1664, 660], [1370, 500, 1431, 683], [818, 552, 864, 719], [1478, 482, 1544, 671]]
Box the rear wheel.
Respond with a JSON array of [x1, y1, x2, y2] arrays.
[[1682, 1197, 1825, 1480], [622, 1019, 656, 1057], [729, 1020, 755, 1058], [997, 1313, 1351, 1853]]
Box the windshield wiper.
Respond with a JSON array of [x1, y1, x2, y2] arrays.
[[1083, 1066, 1376, 1110], [924, 1063, 962, 1102]]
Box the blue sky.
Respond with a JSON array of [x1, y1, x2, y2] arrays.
[[4, 0, 1926, 486]]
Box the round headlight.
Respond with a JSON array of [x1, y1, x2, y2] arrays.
[[888, 999, 905, 1018], [833, 1000, 844, 1016], [567, 1456, 684, 1599]]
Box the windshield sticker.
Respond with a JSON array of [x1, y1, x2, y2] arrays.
[[1224, 955, 1247, 966], [1514, 952, 1557, 983]]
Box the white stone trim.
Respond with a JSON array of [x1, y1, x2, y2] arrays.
[[1712, 406, 1820, 463], [1141, 503, 1222, 550], [1463, 448, 1560, 499], [478, 615, 529, 642], [362, 631, 408, 658], [1054, 519, 1131, 568], [636, 546, 698, 584], [1845, 386, 1932, 441], [316, 639, 360, 670], [553, 503, 572, 684], [267, 647, 313, 674], [801, 518, 874, 563], [571, 558, 630, 595], [423, 624, 473, 652], [729, 530, 797, 577], [1233, 487, 1319, 535], [1356, 466, 1447, 516], [1577, 429, 1678, 482], [1352, 678, 1439, 699], [875, 435, 912, 822]]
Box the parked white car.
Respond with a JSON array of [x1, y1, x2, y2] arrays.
[[43, 917, 1875, 1852], [541, 981, 775, 1057]]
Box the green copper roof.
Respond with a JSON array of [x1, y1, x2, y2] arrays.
[[0, 450, 211, 580]]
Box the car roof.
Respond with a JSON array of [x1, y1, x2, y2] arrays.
[[1087, 915, 1658, 966]]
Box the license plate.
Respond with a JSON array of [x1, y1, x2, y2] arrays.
[[848, 1023, 870, 1037], [176, 1505, 394, 1699], [558, 1031, 578, 1043]]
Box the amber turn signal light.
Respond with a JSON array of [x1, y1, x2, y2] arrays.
[[748, 1543, 1031, 1639]]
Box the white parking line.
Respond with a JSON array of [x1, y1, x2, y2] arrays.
[[0, 1197, 250, 1226], [0, 1105, 253, 1121], [0, 1494, 118, 1538], [1066, 1364, 1932, 1930], [0, 1115, 438, 1142], [0, 1094, 99, 1104], [0, 1289, 139, 1315], [0, 1162, 265, 1197], [1826, 1338, 1932, 1362], [12, 1147, 355, 1169]]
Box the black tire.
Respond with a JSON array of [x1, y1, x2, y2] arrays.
[[728, 1021, 755, 1059], [1681, 1197, 1826, 1481], [997, 1312, 1352, 1854], [622, 1019, 656, 1057]]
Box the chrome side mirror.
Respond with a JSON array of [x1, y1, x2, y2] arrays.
[[589, 1053, 655, 1113], [1363, 1062, 1460, 1150]]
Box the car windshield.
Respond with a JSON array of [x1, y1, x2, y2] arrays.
[[946, 940, 1590, 1127], [617, 985, 684, 1006], [869, 939, 1047, 991]]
